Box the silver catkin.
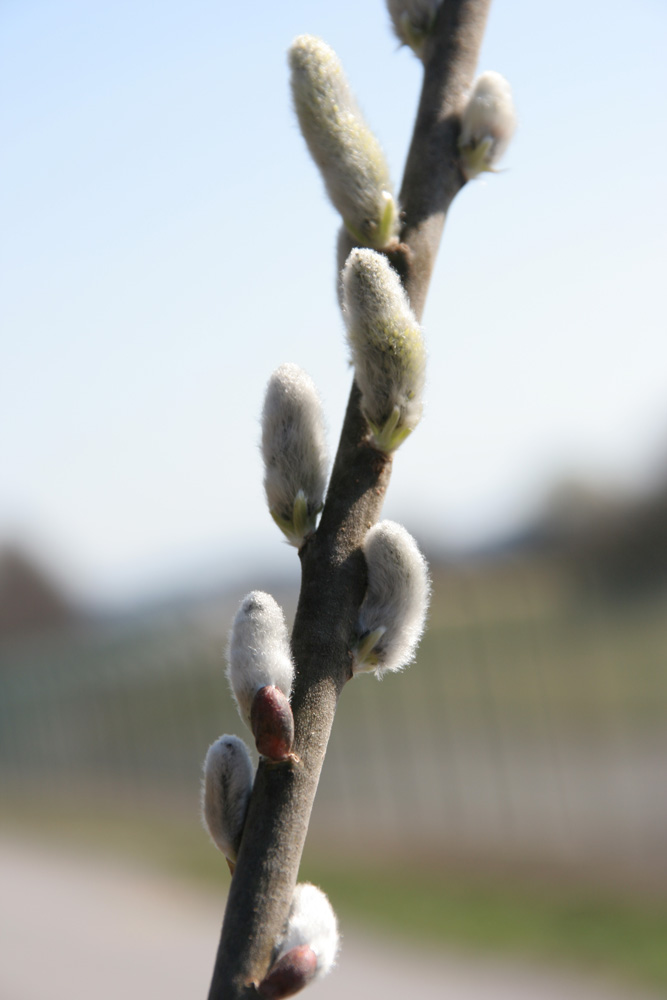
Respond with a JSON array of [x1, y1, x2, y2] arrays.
[[354, 520, 430, 676], [459, 71, 517, 179], [262, 363, 329, 547], [289, 35, 399, 250], [201, 734, 254, 862], [227, 591, 294, 726], [343, 249, 426, 452], [276, 883, 340, 979]]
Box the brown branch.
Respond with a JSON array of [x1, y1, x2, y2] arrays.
[[208, 387, 391, 998], [338, 0, 492, 320], [207, 2, 492, 996]]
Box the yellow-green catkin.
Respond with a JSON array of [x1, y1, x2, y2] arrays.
[[289, 35, 399, 250], [342, 249, 426, 452]]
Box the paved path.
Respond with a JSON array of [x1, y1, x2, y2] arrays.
[[0, 834, 659, 1000]]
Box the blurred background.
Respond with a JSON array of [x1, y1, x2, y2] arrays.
[[2, 0, 667, 997]]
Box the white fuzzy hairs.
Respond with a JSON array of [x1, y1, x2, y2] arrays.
[[262, 363, 329, 548], [354, 520, 430, 676], [289, 35, 399, 251], [227, 591, 294, 726], [276, 883, 340, 979], [201, 734, 254, 863], [257, 883, 340, 997], [459, 71, 517, 179], [342, 249, 426, 452]]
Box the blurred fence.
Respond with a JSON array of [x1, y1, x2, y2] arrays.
[[1, 560, 666, 892]]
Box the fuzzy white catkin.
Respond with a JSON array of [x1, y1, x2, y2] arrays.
[[386, 0, 444, 57], [355, 520, 430, 676], [343, 249, 426, 452], [276, 883, 340, 979], [227, 592, 294, 726], [289, 35, 399, 250], [201, 735, 254, 862], [459, 71, 517, 179], [262, 363, 328, 548]]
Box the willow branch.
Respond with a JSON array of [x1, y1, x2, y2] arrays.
[[208, 2, 492, 996], [339, 0, 492, 320]]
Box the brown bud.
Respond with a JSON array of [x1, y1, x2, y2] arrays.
[[250, 685, 295, 762], [257, 945, 318, 999]]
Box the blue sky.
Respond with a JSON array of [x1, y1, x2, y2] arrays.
[[2, 0, 666, 606]]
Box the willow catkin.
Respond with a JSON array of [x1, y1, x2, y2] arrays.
[[201, 734, 254, 862], [262, 363, 328, 547], [227, 591, 294, 726], [343, 248, 426, 452], [289, 35, 399, 250], [459, 71, 517, 179], [354, 520, 430, 676]]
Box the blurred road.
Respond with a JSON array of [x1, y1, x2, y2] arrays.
[[0, 834, 659, 1000]]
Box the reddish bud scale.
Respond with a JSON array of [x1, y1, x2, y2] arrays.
[[257, 945, 318, 999], [250, 685, 295, 762]]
